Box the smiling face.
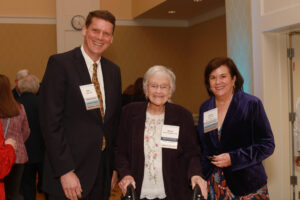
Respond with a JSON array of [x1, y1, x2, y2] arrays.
[[146, 73, 171, 108], [82, 17, 113, 62], [209, 65, 236, 99]]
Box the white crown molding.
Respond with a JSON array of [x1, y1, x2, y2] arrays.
[[188, 6, 225, 27], [116, 18, 189, 27], [0, 16, 56, 24]]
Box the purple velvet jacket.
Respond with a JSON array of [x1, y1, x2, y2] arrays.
[[115, 102, 202, 200], [197, 91, 275, 196]]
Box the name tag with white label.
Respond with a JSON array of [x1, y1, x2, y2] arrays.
[[161, 125, 180, 149], [203, 108, 218, 133], [79, 84, 100, 110]]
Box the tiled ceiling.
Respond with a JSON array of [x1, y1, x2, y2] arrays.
[[135, 0, 225, 20]]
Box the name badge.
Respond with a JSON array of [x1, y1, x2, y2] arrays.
[[79, 84, 100, 110], [203, 108, 218, 133], [161, 125, 180, 149]]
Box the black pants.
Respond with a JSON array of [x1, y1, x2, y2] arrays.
[[48, 150, 107, 200], [21, 161, 44, 200], [5, 164, 25, 200]]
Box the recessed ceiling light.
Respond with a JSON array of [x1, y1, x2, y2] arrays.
[[193, 0, 203, 2], [168, 10, 176, 14]]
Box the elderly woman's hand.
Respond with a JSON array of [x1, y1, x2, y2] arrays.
[[118, 175, 136, 196], [191, 175, 208, 199], [211, 153, 231, 168]]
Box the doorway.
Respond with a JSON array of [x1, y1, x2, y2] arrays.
[[288, 32, 300, 200]]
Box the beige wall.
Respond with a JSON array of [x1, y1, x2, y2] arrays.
[[100, 0, 132, 19], [186, 16, 227, 112], [0, 0, 55, 17], [0, 24, 57, 84], [131, 0, 166, 18], [103, 15, 227, 113], [0, 1, 227, 114]]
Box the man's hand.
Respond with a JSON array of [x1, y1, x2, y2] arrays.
[[60, 171, 82, 200]]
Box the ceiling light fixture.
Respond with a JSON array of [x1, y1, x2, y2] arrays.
[[193, 0, 203, 2], [168, 10, 176, 14]]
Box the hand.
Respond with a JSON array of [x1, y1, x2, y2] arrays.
[[118, 175, 136, 196], [211, 153, 231, 168], [191, 175, 208, 199], [5, 138, 17, 151], [295, 156, 300, 167], [111, 170, 118, 190], [60, 171, 82, 200]]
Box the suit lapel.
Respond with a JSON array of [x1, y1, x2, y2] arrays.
[[101, 57, 113, 122], [206, 97, 221, 147], [73, 47, 102, 121]]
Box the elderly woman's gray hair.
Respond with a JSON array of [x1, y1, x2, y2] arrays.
[[18, 74, 40, 94], [143, 65, 176, 96], [15, 69, 30, 81]]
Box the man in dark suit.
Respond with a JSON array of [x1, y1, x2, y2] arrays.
[[39, 10, 121, 200]]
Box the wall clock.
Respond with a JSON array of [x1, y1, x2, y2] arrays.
[[71, 15, 85, 31]]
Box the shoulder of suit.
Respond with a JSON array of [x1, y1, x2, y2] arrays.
[[235, 90, 261, 105], [166, 102, 192, 116], [123, 102, 146, 111], [101, 56, 120, 70], [48, 47, 81, 60]]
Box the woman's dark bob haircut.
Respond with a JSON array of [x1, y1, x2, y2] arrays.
[[204, 57, 244, 96]]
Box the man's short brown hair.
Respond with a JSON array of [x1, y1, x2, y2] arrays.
[[85, 10, 116, 33]]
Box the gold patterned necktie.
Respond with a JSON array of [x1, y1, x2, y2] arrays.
[[92, 62, 106, 151]]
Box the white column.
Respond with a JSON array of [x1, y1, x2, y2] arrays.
[[56, 0, 100, 53]]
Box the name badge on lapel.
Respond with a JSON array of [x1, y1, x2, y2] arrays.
[[79, 84, 100, 110], [203, 108, 218, 133], [161, 125, 180, 149]]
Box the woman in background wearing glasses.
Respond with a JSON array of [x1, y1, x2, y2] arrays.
[[115, 65, 207, 200]]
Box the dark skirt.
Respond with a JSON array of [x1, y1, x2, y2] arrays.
[[208, 168, 269, 200]]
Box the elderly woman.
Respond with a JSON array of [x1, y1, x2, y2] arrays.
[[18, 75, 45, 200], [115, 65, 207, 200], [197, 57, 275, 199]]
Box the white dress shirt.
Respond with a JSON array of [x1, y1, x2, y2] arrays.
[[81, 45, 106, 113]]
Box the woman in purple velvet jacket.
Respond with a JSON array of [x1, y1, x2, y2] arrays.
[[197, 57, 275, 199]]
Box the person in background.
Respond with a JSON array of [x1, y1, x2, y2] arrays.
[[197, 57, 275, 199], [121, 77, 146, 107], [39, 10, 121, 200], [12, 69, 30, 100], [131, 77, 146, 102], [0, 122, 17, 200], [121, 84, 134, 107], [0, 74, 30, 200], [18, 74, 45, 200], [115, 65, 207, 200]]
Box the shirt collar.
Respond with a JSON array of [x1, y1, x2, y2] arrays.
[[80, 45, 101, 70]]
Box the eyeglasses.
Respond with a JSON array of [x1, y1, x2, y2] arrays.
[[148, 83, 170, 91]]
